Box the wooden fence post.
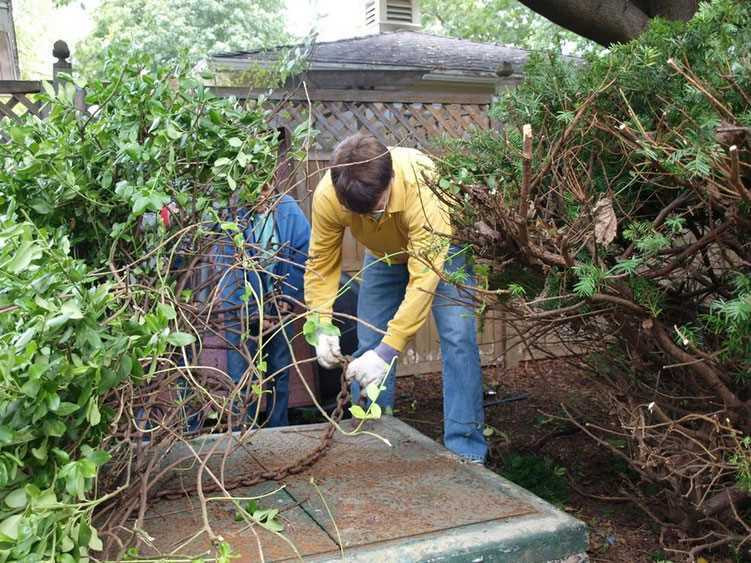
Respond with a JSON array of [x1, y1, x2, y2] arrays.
[[52, 40, 72, 84], [50, 40, 86, 115], [0, 0, 20, 80]]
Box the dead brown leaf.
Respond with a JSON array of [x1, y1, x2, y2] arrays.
[[593, 196, 617, 245]]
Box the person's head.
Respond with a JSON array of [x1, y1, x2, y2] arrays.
[[254, 182, 275, 212], [330, 134, 393, 214]]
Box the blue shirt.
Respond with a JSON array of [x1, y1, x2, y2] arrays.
[[216, 194, 311, 381]]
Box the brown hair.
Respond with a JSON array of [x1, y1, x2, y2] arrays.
[[330, 134, 393, 213]]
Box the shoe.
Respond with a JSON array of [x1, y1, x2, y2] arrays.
[[461, 456, 485, 466]]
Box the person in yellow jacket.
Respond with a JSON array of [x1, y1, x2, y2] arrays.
[[304, 134, 486, 462]]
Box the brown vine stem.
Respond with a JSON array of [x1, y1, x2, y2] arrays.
[[729, 145, 751, 204], [518, 123, 533, 249], [667, 58, 736, 122], [310, 476, 344, 560]]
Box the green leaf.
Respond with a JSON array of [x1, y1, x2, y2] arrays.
[[21, 379, 40, 398], [368, 402, 382, 419], [4, 488, 27, 509], [0, 514, 22, 541], [41, 80, 56, 99], [228, 137, 243, 148], [157, 303, 177, 320], [55, 402, 79, 416], [13, 327, 36, 350], [89, 528, 103, 551], [51, 448, 70, 463], [47, 393, 61, 411], [32, 489, 57, 509], [87, 450, 111, 466], [214, 157, 231, 167], [349, 405, 367, 419], [132, 195, 150, 215], [118, 355, 133, 379], [259, 517, 283, 533], [60, 535, 74, 553], [319, 323, 341, 337], [31, 443, 47, 461], [30, 200, 53, 214], [45, 303, 82, 329], [5, 241, 42, 274], [365, 383, 380, 403], [219, 221, 239, 232], [86, 399, 101, 425], [77, 519, 92, 547], [79, 459, 97, 479], [114, 180, 134, 199], [303, 318, 318, 346], [165, 121, 183, 140], [0, 426, 15, 445], [60, 301, 84, 320], [167, 331, 196, 347], [44, 419, 66, 437]]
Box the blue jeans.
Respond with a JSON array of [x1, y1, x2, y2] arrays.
[[260, 325, 291, 427], [226, 320, 291, 428], [351, 246, 487, 461]]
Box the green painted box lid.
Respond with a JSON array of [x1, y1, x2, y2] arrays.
[[140, 417, 587, 562]]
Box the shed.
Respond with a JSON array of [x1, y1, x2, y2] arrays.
[[207, 0, 532, 382]]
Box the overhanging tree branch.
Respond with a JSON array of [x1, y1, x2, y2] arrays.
[[517, 0, 699, 46], [517, 0, 650, 46]]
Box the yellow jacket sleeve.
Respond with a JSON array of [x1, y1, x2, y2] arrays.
[[304, 177, 345, 324], [381, 172, 452, 352]]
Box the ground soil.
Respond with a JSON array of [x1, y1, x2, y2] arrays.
[[393, 359, 667, 563]]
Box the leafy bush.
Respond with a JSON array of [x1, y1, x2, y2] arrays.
[[0, 53, 289, 266], [0, 213, 128, 560], [437, 0, 751, 557], [0, 50, 306, 560]]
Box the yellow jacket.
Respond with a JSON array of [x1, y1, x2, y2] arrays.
[[304, 147, 452, 352]]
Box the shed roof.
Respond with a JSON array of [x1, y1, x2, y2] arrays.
[[212, 30, 530, 77]]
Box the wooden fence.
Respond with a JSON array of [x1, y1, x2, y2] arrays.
[[0, 80, 46, 133]]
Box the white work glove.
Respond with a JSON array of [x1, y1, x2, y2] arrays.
[[345, 350, 389, 389], [315, 333, 344, 369]]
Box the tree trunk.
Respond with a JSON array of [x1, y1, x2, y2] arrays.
[[517, 0, 700, 46], [638, 0, 699, 20]]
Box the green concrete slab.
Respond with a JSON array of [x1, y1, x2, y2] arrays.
[[139, 480, 339, 561], [141, 417, 588, 562]]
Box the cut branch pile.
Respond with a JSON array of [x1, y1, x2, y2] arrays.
[[435, 2, 751, 558]]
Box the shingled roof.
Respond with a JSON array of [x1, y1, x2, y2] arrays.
[[212, 30, 530, 77]]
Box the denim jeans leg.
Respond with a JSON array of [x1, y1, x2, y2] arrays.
[[264, 323, 291, 427], [432, 247, 487, 461], [350, 253, 408, 409]]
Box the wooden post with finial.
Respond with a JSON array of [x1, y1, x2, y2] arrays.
[[51, 40, 86, 114], [52, 40, 71, 85]]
